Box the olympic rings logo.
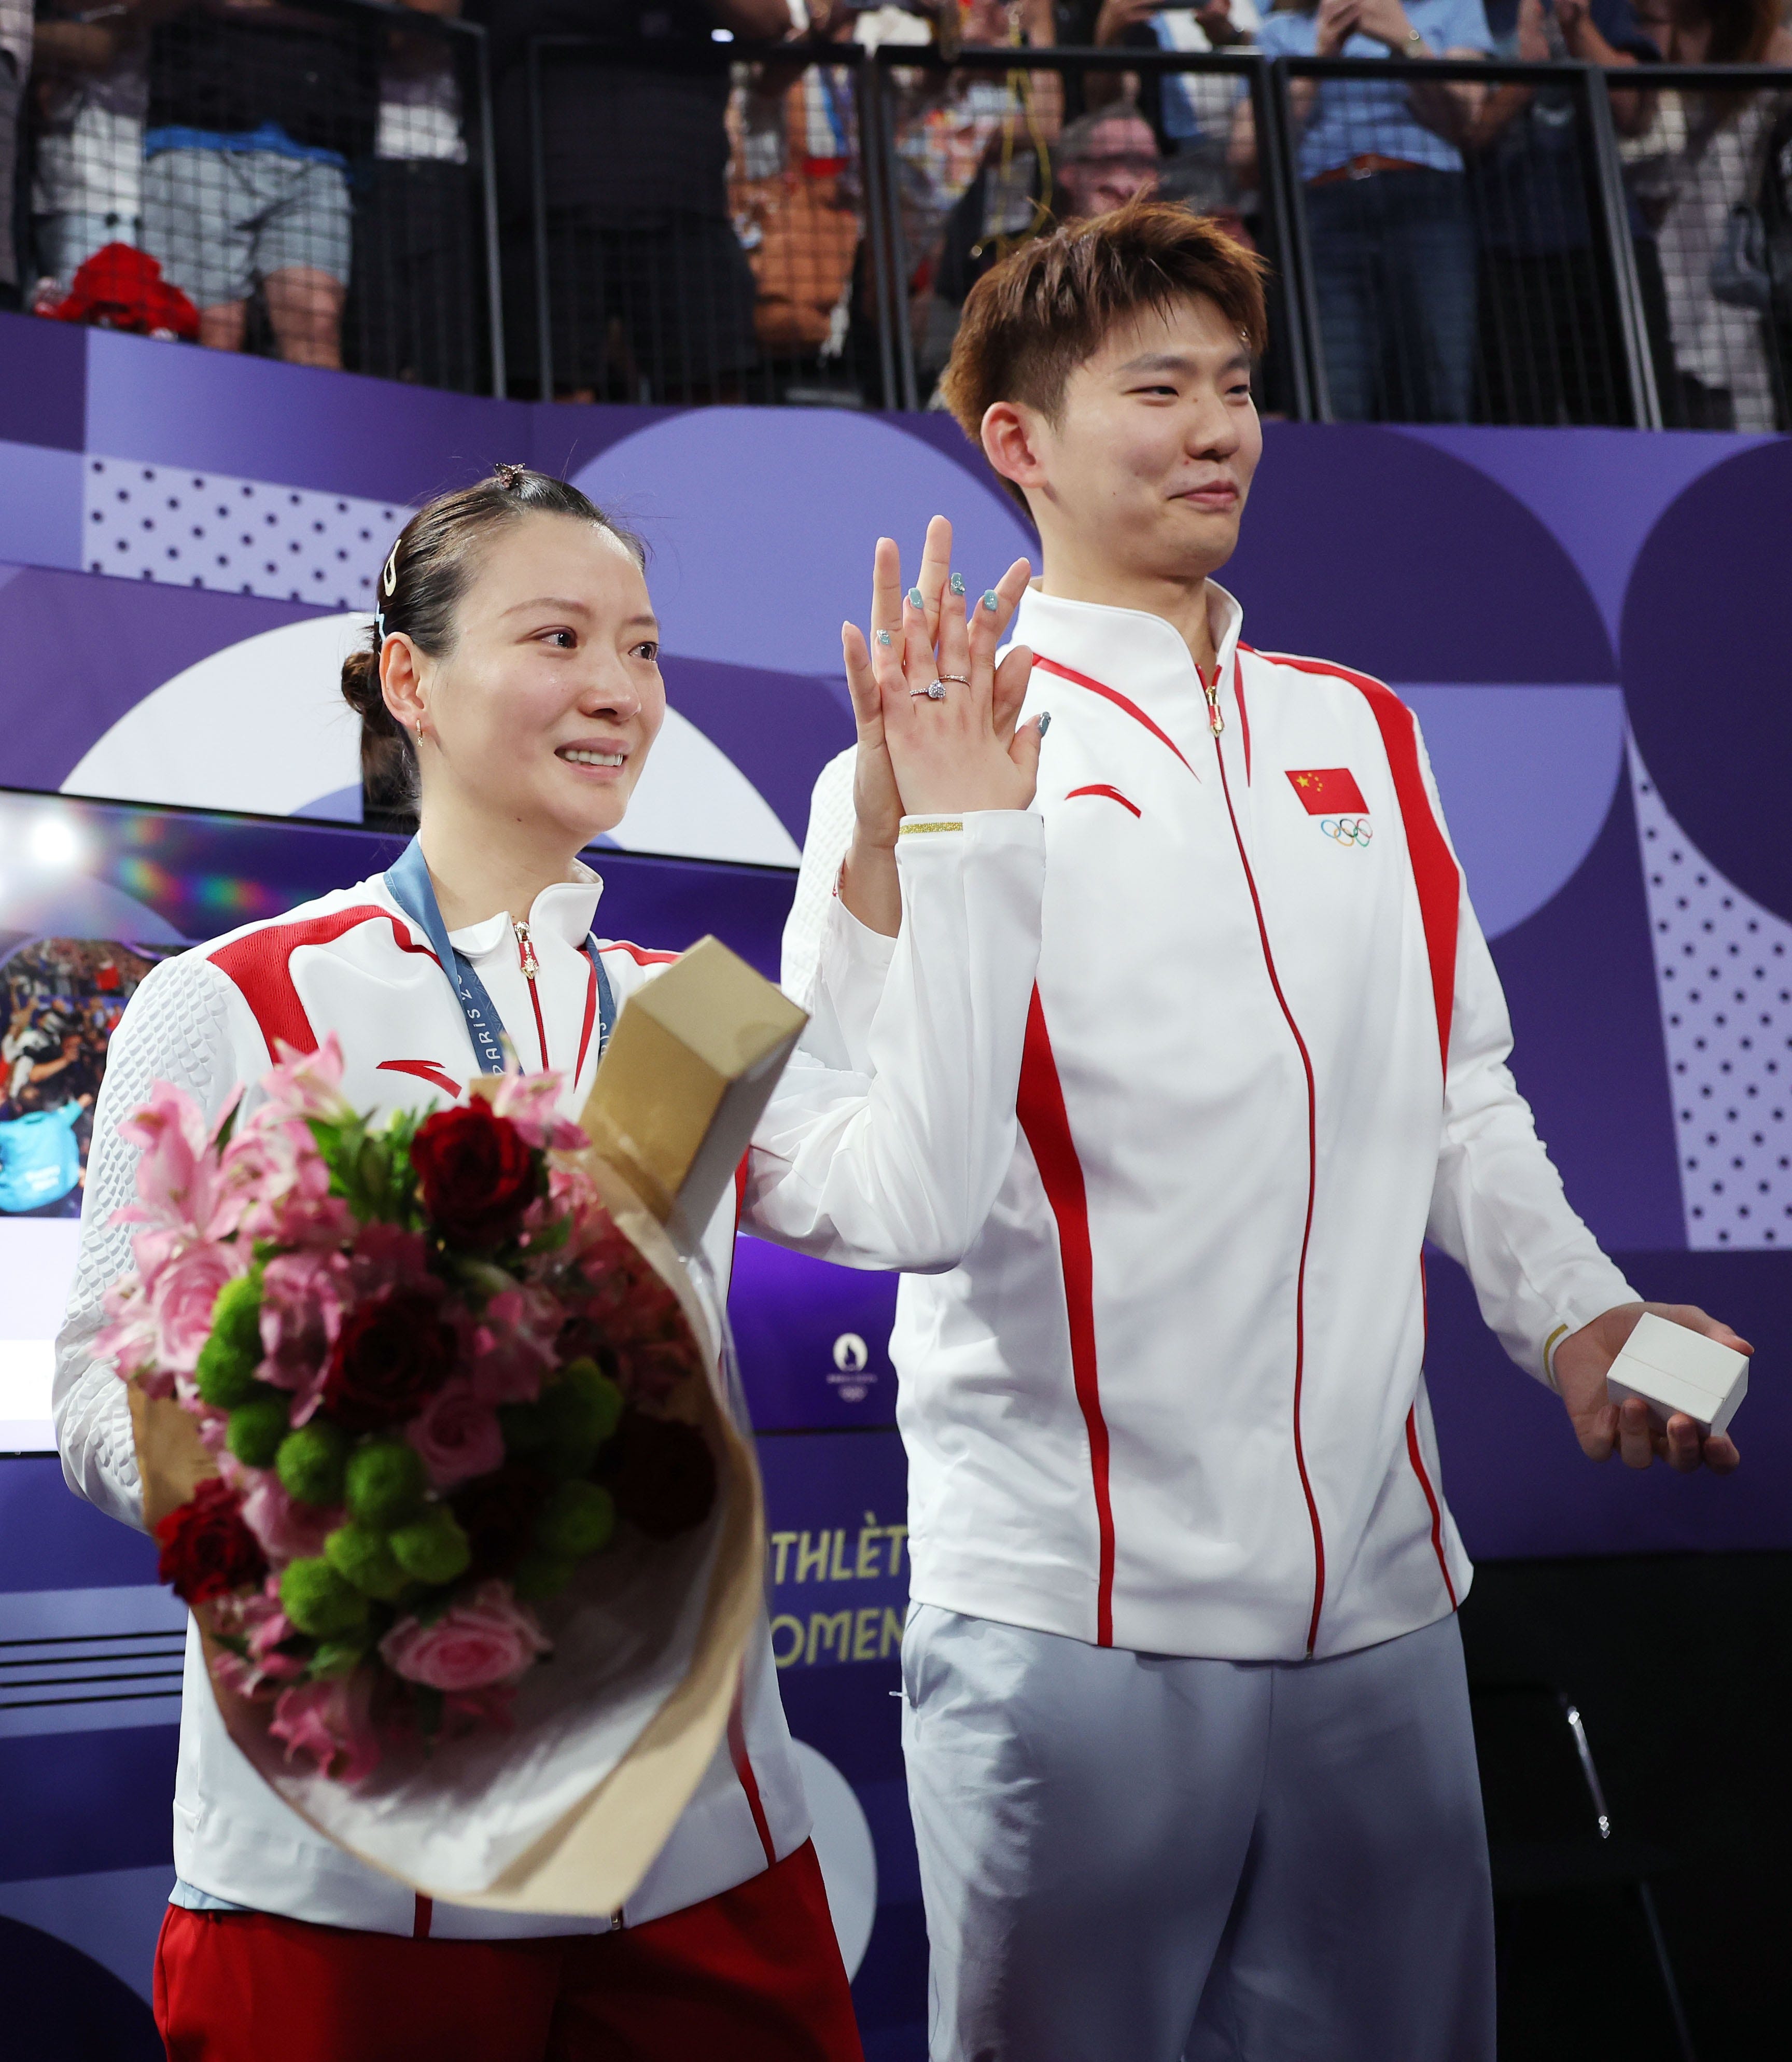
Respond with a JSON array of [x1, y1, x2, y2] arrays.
[[1321, 816, 1373, 847]]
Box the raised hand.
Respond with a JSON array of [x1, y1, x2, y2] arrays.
[[839, 523, 1039, 934], [1554, 1301, 1751, 1473], [858, 541, 1040, 819], [846, 518, 956, 858]]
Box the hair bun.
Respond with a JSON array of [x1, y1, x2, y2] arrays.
[[341, 646, 383, 718]]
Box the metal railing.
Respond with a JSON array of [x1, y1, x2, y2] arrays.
[[22, 23, 1792, 429], [26, 0, 505, 394]]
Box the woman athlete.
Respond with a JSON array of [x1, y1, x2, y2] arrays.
[[53, 466, 1044, 2061]]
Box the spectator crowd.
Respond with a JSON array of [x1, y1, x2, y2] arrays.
[[2, 0, 1789, 424], [0, 938, 159, 1217]]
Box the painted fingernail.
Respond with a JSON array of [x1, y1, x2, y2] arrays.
[[949, 572, 965, 596], [875, 629, 893, 647], [908, 587, 925, 607], [982, 590, 1000, 611], [1038, 712, 1052, 737]]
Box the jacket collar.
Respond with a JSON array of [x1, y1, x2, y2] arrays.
[[445, 860, 605, 960], [1014, 580, 1244, 722]]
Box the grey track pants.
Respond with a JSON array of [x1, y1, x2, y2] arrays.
[[900, 1604, 1495, 2062]]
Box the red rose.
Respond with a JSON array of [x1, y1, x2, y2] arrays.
[[321, 1286, 459, 1432], [155, 1477, 269, 1606], [412, 1102, 539, 1249], [600, 1410, 717, 1540]]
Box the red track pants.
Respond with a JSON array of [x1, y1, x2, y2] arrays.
[[153, 1839, 864, 2062]]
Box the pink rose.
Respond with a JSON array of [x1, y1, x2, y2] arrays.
[[405, 1377, 504, 1491], [269, 1674, 382, 1785], [468, 1286, 561, 1406], [258, 1248, 352, 1423], [380, 1580, 550, 1692], [150, 1241, 247, 1375], [237, 1470, 340, 1561]]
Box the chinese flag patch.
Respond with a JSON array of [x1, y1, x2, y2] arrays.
[[1285, 767, 1368, 815]]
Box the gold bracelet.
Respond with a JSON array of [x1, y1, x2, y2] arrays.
[[899, 819, 963, 837], [1542, 1321, 1571, 1391]]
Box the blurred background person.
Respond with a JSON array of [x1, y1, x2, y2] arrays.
[[1629, 0, 1792, 427], [486, 0, 792, 403], [1233, 0, 1493, 422], [29, 0, 147, 302], [1086, 0, 1261, 218], [922, 96, 1161, 386], [139, 0, 381, 366], [1468, 0, 1670, 425], [345, 0, 481, 389]]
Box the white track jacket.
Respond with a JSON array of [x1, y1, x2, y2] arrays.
[[790, 584, 1635, 1666], [55, 818, 1043, 1937]]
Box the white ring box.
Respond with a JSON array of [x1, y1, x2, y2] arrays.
[[1603, 1312, 1749, 1437]]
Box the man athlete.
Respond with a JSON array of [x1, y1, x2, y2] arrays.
[[783, 200, 1749, 2061]]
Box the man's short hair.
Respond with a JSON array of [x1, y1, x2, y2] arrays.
[[939, 200, 1269, 504]]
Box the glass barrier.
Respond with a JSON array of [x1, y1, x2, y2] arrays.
[[26, 0, 502, 394]]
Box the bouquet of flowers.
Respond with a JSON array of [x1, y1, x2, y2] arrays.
[[102, 1036, 764, 1910]]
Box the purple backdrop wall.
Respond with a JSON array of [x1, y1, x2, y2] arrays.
[[0, 312, 1786, 2057]]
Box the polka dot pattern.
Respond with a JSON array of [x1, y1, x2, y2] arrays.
[[1630, 738, 1791, 1250], [81, 457, 402, 608]]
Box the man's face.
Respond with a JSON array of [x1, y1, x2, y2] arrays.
[[1021, 294, 1262, 585], [1058, 115, 1161, 220]]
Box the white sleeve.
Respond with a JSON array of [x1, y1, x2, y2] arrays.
[[1420, 741, 1637, 1388], [779, 748, 857, 1014], [54, 952, 248, 1530], [746, 812, 1044, 1273]]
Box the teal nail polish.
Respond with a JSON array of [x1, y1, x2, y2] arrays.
[[982, 590, 1000, 611], [908, 587, 925, 607], [1038, 712, 1052, 737], [949, 572, 966, 596], [875, 629, 893, 647]]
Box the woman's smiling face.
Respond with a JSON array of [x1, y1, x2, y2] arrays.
[[410, 512, 667, 849]]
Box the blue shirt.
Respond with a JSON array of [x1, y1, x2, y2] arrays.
[[1257, 0, 1495, 180]]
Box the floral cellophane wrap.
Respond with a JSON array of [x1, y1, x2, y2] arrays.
[[128, 1120, 766, 1916]]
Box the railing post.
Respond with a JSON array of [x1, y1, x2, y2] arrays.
[[1264, 57, 1331, 422], [1581, 61, 1663, 428], [1249, 55, 1313, 422], [527, 38, 554, 402], [853, 55, 901, 414], [468, 22, 507, 399], [869, 50, 919, 412]]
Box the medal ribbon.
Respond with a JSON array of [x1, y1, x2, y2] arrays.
[[384, 836, 615, 1079]]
